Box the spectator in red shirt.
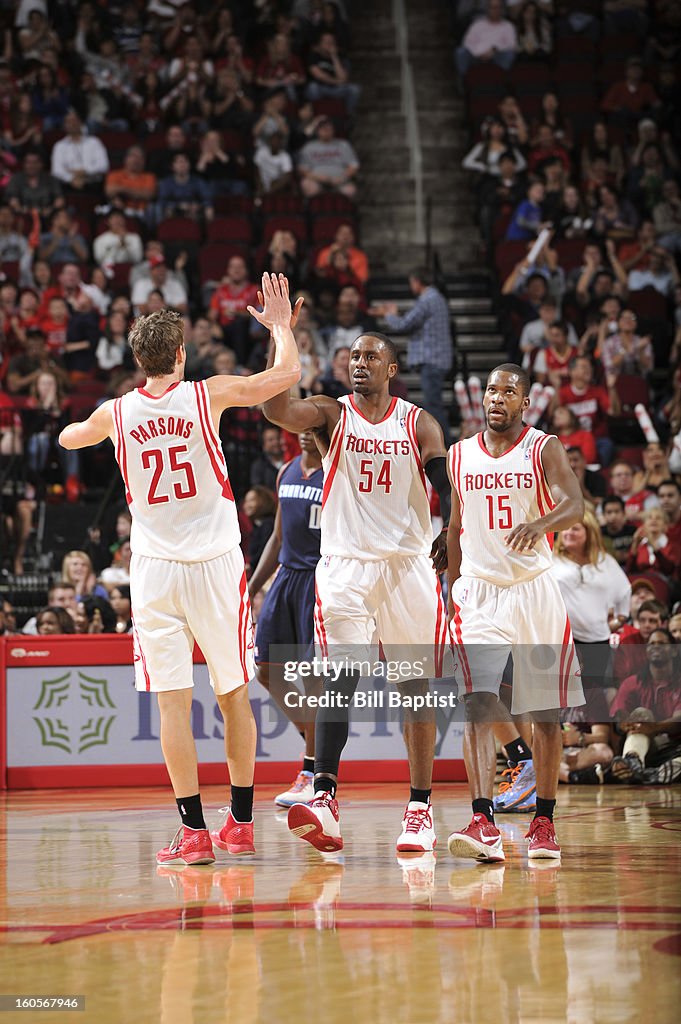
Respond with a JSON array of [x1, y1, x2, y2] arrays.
[[558, 354, 620, 465], [657, 479, 681, 553], [527, 123, 571, 174], [255, 33, 305, 102], [601, 57, 660, 123], [550, 405, 597, 464], [608, 459, 660, 523], [39, 295, 69, 359], [609, 629, 681, 783], [625, 507, 680, 579], [533, 321, 575, 390], [208, 254, 259, 365], [613, 599, 667, 686]]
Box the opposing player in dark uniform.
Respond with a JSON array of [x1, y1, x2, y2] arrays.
[[249, 430, 323, 807]]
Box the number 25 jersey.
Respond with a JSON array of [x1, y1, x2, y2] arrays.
[[112, 380, 240, 561], [449, 425, 555, 586], [320, 394, 432, 560]]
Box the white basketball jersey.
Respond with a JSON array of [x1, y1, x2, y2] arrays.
[[320, 395, 432, 560], [112, 380, 240, 561], [449, 425, 555, 586]]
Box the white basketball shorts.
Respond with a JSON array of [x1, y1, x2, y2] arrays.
[[130, 547, 255, 694], [449, 571, 584, 714], [314, 553, 453, 679]]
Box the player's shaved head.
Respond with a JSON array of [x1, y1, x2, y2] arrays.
[[354, 332, 399, 365], [488, 363, 531, 397]]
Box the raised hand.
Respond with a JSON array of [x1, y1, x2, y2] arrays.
[[255, 284, 303, 328], [248, 273, 293, 329]]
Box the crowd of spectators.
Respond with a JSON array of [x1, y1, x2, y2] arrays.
[[0, 0, 377, 579], [455, 0, 681, 781]]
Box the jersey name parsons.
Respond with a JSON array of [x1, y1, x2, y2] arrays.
[[112, 380, 240, 562], [449, 425, 556, 586], [320, 394, 432, 560]]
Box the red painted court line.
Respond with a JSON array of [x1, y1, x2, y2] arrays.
[[2, 903, 680, 944]]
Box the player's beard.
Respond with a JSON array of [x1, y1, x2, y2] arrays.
[[485, 409, 513, 432]]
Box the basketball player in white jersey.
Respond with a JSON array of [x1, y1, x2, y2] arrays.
[[446, 364, 585, 862], [59, 273, 301, 866], [263, 331, 452, 854]]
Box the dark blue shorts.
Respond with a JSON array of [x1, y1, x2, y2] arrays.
[[254, 567, 315, 664]]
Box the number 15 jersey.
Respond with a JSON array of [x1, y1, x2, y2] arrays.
[[112, 380, 240, 562], [320, 394, 432, 561], [449, 425, 555, 587]]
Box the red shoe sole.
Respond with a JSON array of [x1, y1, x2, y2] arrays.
[[396, 841, 437, 853], [288, 805, 343, 852], [156, 852, 215, 865], [210, 831, 256, 856]]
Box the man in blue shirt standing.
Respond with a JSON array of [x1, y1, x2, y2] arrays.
[[374, 266, 453, 443]]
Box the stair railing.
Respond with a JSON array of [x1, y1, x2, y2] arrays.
[[392, 0, 425, 245]]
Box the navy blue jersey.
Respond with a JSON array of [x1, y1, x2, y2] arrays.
[[278, 456, 323, 571]]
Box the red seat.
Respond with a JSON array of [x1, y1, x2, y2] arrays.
[[494, 240, 528, 281], [214, 195, 254, 216], [464, 64, 508, 94], [508, 62, 551, 92], [310, 213, 358, 245], [261, 194, 305, 215], [199, 243, 250, 285], [0, 260, 19, 283], [307, 194, 356, 216], [206, 216, 253, 245], [615, 374, 650, 413], [311, 98, 348, 124], [467, 94, 504, 123], [108, 262, 133, 292], [628, 287, 669, 321], [157, 218, 203, 243], [262, 214, 308, 246], [554, 239, 587, 272]]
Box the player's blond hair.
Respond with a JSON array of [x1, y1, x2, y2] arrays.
[[554, 509, 606, 566], [129, 309, 184, 378]]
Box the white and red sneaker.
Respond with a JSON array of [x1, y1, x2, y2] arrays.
[[288, 791, 343, 852], [396, 801, 437, 852], [210, 810, 255, 856], [156, 825, 216, 866], [447, 813, 505, 863], [525, 816, 561, 859], [274, 770, 315, 807]]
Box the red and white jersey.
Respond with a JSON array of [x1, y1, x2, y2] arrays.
[[320, 394, 432, 560], [449, 425, 555, 586], [112, 380, 240, 562]]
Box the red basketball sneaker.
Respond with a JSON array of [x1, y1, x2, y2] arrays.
[[525, 816, 561, 859], [447, 813, 505, 862], [156, 826, 216, 866], [288, 791, 343, 852], [210, 810, 256, 856]]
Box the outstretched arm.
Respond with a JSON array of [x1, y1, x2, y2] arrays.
[[206, 273, 301, 412], [59, 401, 114, 450], [505, 436, 584, 552]]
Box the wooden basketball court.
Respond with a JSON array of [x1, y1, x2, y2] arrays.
[[1, 783, 680, 1023]]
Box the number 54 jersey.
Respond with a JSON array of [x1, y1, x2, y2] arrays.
[[449, 425, 555, 587], [320, 394, 432, 560], [112, 380, 241, 561]]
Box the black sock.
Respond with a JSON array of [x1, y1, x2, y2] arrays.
[[535, 797, 556, 822], [314, 670, 359, 780], [176, 794, 205, 830], [410, 788, 431, 805], [505, 736, 532, 764], [314, 775, 336, 797], [303, 756, 315, 774], [472, 798, 494, 824], [230, 785, 254, 822]]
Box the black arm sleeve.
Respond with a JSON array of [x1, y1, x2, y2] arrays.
[[424, 456, 450, 528]]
